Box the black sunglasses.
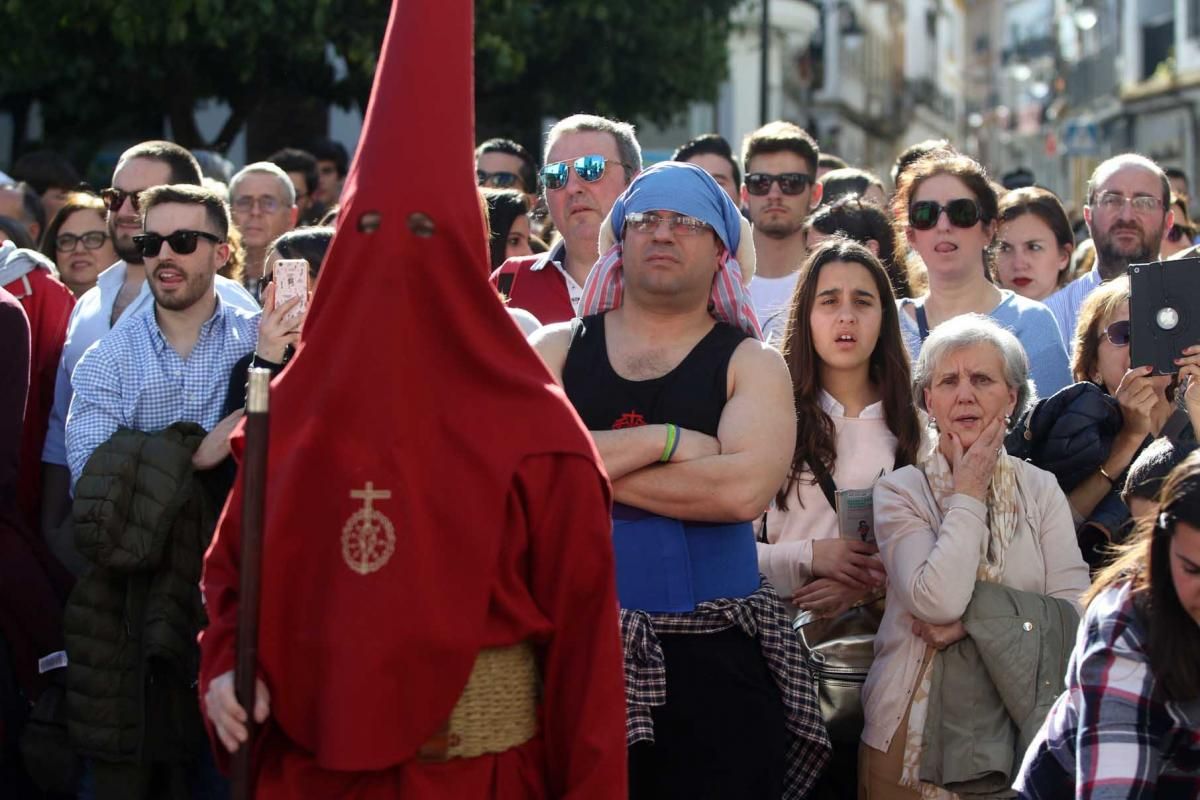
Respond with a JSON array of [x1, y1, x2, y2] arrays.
[[1168, 223, 1195, 243], [132, 229, 223, 258], [909, 199, 982, 230], [744, 172, 812, 196], [476, 170, 523, 190], [1104, 319, 1131, 347], [100, 187, 142, 213]]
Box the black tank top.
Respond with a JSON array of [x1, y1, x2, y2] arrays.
[[563, 313, 747, 436]]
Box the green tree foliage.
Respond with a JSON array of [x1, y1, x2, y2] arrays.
[[476, 0, 740, 152], [0, 0, 389, 162], [0, 0, 737, 165]]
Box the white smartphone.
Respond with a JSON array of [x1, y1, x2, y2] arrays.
[[273, 259, 309, 322]]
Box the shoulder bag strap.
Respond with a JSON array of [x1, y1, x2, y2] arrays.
[[817, 470, 838, 512], [915, 301, 932, 342]]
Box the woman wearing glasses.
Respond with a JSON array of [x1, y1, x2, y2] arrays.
[[1162, 194, 1197, 259], [892, 154, 1072, 398], [1040, 276, 1200, 565], [38, 193, 117, 297]]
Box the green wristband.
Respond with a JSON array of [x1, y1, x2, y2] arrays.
[[660, 423, 678, 463]]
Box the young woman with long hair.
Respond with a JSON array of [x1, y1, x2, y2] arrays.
[[1016, 451, 1200, 796], [757, 238, 922, 617]]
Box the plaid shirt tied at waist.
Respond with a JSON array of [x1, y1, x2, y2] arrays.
[[619, 579, 832, 799]]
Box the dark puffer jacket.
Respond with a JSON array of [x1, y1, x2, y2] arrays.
[[63, 423, 218, 778], [1006, 382, 1148, 570]]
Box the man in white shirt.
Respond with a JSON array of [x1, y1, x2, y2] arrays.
[[742, 121, 823, 345]]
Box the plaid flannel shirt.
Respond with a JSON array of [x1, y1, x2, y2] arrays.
[[1015, 581, 1200, 798], [620, 579, 831, 799]]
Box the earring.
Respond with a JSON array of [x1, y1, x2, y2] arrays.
[[1004, 415, 1012, 426]]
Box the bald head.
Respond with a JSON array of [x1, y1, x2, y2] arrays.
[[1087, 154, 1170, 209]]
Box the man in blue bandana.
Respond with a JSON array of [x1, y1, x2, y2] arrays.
[[533, 162, 831, 799]]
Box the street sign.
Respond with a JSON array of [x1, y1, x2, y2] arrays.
[[1061, 120, 1100, 155]]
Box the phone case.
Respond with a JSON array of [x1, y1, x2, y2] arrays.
[[274, 259, 309, 322], [1129, 257, 1200, 375]]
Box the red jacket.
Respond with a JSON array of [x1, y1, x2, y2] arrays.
[[490, 245, 576, 325], [4, 268, 75, 533]]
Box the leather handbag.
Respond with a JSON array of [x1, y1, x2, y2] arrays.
[[794, 596, 884, 744]]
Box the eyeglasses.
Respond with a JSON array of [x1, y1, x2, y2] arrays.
[[476, 170, 523, 190], [540, 155, 630, 191], [908, 199, 982, 230], [232, 195, 284, 215], [624, 211, 712, 236], [132, 229, 223, 258], [56, 231, 109, 252], [744, 172, 813, 196], [1168, 223, 1195, 243], [100, 187, 142, 213], [1103, 319, 1131, 347], [1094, 192, 1163, 214]]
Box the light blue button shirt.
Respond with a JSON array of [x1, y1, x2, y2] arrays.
[[1043, 265, 1102, 354], [42, 261, 259, 466], [65, 296, 260, 486]]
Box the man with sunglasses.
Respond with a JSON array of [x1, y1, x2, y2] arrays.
[[740, 121, 823, 345], [475, 138, 537, 197], [490, 114, 641, 326], [66, 183, 261, 489], [533, 162, 830, 799], [1044, 154, 1174, 349], [62, 184, 259, 797], [40, 142, 256, 574]]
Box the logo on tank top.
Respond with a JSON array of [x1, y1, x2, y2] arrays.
[[612, 411, 646, 430]]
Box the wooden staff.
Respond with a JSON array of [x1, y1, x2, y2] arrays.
[[232, 368, 272, 800]]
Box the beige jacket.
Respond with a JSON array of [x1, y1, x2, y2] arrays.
[[860, 457, 1090, 753]]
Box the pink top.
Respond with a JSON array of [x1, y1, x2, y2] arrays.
[[756, 390, 899, 600]]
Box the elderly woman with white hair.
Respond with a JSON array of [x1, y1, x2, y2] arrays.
[[858, 314, 1090, 798]]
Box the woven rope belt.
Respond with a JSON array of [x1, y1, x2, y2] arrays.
[[417, 641, 540, 761]]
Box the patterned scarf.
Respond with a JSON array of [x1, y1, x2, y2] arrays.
[[899, 429, 1021, 797]]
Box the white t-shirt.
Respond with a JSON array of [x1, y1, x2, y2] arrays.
[[749, 271, 801, 347], [507, 307, 542, 337]]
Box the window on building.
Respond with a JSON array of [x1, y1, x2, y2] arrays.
[[1141, 20, 1175, 79]]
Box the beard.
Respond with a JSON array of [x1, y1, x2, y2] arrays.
[[753, 210, 805, 239], [1093, 219, 1164, 277], [148, 261, 214, 311], [108, 214, 144, 265]]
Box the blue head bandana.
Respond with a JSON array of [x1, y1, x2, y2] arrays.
[[607, 161, 743, 254]]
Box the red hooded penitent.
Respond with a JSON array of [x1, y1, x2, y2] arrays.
[[198, 1, 627, 796]]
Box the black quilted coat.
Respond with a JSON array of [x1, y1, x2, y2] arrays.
[[1005, 381, 1130, 569], [62, 423, 218, 794]]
